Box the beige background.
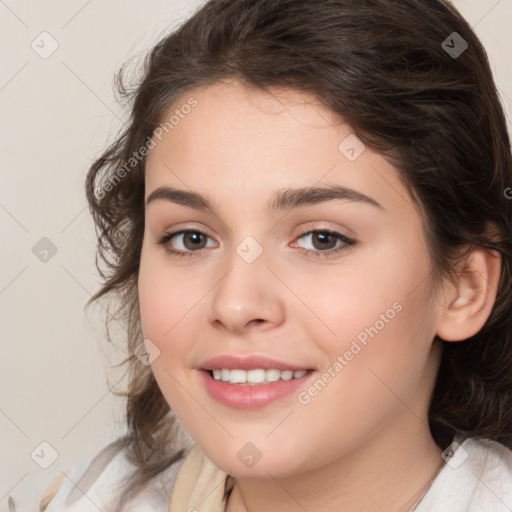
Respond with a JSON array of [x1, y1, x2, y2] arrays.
[[1, 0, 511, 506]]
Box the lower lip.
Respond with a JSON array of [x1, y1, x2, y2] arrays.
[[198, 370, 315, 409]]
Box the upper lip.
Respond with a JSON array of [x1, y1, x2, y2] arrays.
[[199, 355, 313, 371]]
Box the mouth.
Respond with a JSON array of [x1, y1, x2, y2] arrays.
[[198, 367, 316, 409]]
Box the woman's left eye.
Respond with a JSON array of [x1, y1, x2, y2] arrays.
[[291, 229, 357, 257], [155, 228, 357, 259]]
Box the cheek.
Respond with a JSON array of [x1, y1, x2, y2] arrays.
[[138, 263, 170, 342], [137, 251, 213, 391], [309, 247, 437, 409], [138, 247, 198, 342], [288, 286, 438, 471], [303, 235, 438, 400], [297, 238, 433, 345], [137, 260, 196, 415]]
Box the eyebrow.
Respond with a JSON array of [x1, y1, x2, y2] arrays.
[[145, 184, 384, 214]]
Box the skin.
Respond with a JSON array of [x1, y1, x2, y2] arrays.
[[138, 78, 501, 511]]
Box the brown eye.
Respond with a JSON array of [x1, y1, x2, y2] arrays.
[[293, 229, 357, 258], [180, 231, 208, 250], [310, 231, 339, 251], [156, 229, 215, 256]]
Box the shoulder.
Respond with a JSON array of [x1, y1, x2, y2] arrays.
[[417, 435, 512, 512], [39, 438, 193, 512], [463, 436, 512, 502]]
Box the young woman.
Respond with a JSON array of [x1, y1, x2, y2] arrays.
[[30, 0, 512, 510]]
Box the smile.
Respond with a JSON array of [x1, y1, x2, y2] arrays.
[[199, 368, 315, 409]]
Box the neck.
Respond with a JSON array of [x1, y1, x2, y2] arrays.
[[226, 425, 445, 512]]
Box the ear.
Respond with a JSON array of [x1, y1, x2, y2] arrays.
[[436, 244, 501, 342]]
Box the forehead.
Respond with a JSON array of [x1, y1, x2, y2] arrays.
[[143, 79, 415, 219], [145, 78, 345, 170]]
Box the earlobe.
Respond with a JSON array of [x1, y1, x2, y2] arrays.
[[436, 246, 501, 342]]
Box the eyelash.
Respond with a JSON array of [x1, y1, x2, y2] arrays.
[[155, 228, 357, 259]]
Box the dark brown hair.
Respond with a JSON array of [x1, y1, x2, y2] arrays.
[[83, 0, 512, 509]]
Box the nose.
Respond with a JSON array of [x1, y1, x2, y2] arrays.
[[206, 250, 285, 335]]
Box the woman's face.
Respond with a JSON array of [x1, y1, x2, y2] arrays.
[[139, 79, 445, 478]]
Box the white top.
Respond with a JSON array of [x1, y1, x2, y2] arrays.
[[5, 434, 512, 511], [416, 435, 512, 511]]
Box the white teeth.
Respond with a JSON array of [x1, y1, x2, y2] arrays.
[[210, 368, 309, 385], [266, 369, 281, 382], [247, 369, 266, 383], [230, 369, 247, 383], [281, 370, 294, 381]]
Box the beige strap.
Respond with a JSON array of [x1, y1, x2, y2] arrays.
[[39, 470, 70, 511], [169, 445, 228, 512]]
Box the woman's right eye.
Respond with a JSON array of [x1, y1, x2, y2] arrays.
[[155, 229, 215, 257]]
